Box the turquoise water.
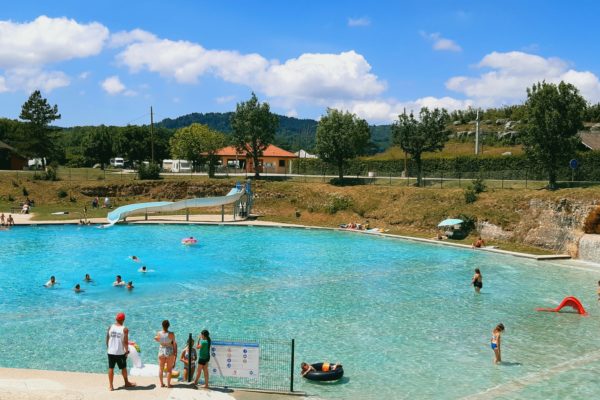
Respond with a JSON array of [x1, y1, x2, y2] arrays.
[[1, 225, 600, 399]]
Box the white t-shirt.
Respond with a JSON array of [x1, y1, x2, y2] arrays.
[[107, 324, 126, 355]]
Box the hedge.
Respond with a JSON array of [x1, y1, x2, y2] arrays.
[[292, 151, 600, 181]]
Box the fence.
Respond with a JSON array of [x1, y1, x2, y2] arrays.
[[193, 336, 295, 393]]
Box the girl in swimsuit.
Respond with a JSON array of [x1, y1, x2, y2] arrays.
[[472, 268, 483, 293], [155, 320, 176, 388], [491, 323, 505, 364]]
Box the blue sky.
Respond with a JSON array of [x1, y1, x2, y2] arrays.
[[0, 0, 599, 126]]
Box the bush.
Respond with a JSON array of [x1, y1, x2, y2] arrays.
[[464, 188, 478, 204], [325, 193, 352, 214], [8, 194, 14, 202], [583, 206, 600, 234], [22, 187, 28, 196], [472, 177, 487, 194], [138, 163, 161, 180], [457, 213, 477, 234], [57, 189, 68, 198]]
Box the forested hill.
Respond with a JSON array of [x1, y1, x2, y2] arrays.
[[158, 112, 392, 152]]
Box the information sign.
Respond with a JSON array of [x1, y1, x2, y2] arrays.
[[209, 340, 260, 379]]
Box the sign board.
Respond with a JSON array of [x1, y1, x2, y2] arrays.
[[209, 340, 260, 379], [569, 159, 579, 169]]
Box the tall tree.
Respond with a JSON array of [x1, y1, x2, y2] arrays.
[[170, 123, 226, 176], [18, 90, 61, 169], [392, 107, 450, 187], [315, 108, 370, 180], [83, 125, 114, 169], [230, 93, 278, 178], [523, 81, 586, 190]]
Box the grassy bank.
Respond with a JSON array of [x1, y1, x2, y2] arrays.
[[1, 169, 598, 255]]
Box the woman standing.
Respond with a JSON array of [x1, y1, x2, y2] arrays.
[[194, 330, 211, 388], [490, 323, 505, 364], [155, 320, 177, 388], [472, 268, 483, 293]]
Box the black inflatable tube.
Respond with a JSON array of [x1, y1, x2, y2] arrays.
[[303, 363, 344, 382]]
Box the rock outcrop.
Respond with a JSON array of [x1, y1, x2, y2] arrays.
[[578, 235, 600, 263]]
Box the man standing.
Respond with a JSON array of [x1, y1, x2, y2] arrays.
[[106, 312, 135, 391]]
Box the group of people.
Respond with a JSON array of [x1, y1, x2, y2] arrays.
[[106, 313, 212, 391], [45, 272, 143, 292], [342, 220, 370, 230], [92, 196, 111, 209], [0, 213, 15, 227], [469, 267, 505, 364]]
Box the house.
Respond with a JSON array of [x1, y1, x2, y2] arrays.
[[294, 149, 318, 159], [0, 140, 27, 170], [213, 144, 298, 174], [579, 131, 600, 151]]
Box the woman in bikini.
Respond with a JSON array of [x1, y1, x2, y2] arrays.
[[155, 320, 177, 388], [472, 268, 483, 293]]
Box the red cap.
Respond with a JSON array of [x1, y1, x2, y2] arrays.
[[116, 312, 125, 322]]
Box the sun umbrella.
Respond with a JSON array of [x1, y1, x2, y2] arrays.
[[437, 218, 464, 227]]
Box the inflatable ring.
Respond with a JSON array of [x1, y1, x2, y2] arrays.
[[181, 238, 198, 245], [303, 363, 344, 382]]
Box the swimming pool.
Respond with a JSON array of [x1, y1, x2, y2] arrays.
[[1, 224, 599, 399]]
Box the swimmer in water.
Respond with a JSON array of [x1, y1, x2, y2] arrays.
[[45, 276, 57, 287], [113, 275, 126, 286], [126, 281, 134, 290], [74, 284, 84, 293], [84, 273, 92, 282], [131, 256, 140, 262], [139, 266, 147, 273]]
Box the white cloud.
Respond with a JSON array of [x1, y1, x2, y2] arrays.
[[0, 16, 108, 68], [109, 29, 157, 48], [446, 51, 600, 104], [115, 30, 386, 103], [420, 31, 462, 52], [0, 76, 7, 93], [101, 75, 126, 95], [78, 71, 91, 79], [216, 95, 235, 104], [1, 68, 70, 93], [285, 109, 298, 118], [348, 17, 371, 27], [333, 96, 473, 123]]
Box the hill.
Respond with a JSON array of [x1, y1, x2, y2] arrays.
[[158, 112, 392, 153]]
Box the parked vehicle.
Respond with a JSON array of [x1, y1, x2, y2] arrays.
[[110, 157, 125, 168], [162, 159, 191, 173]]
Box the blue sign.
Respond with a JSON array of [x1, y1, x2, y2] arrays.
[[569, 159, 579, 169]]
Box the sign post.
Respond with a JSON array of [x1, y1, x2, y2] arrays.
[[569, 159, 579, 184], [210, 340, 260, 379]]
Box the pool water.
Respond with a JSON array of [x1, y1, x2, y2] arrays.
[[1, 224, 600, 399]]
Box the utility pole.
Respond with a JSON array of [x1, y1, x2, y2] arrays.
[[475, 108, 480, 155], [150, 106, 155, 163]]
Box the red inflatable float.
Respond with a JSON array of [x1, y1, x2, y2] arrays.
[[536, 296, 587, 316]]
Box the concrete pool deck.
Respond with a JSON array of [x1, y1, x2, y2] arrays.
[[5, 212, 572, 261], [0, 368, 302, 400]]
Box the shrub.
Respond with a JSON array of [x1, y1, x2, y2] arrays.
[[8, 194, 14, 202], [11, 180, 19, 187], [472, 177, 487, 194], [325, 193, 352, 214], [57, 189, 68, 198], [22, 187, 28, 196], [464, 187, 478, 204], [583, 206, 600, 234], [138, 163, 161, 180], [457, 213, 477, 234]]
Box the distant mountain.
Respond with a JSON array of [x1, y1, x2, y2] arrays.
[[158, 112, 392, 153]]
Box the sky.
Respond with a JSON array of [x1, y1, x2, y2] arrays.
[[0, 0, 600, 126]]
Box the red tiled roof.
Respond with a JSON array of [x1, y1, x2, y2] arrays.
[[214, 144, 297, 158]]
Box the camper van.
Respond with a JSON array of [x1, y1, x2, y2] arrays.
[[110, 157, 125, 168], [162, 159, 191, 173]]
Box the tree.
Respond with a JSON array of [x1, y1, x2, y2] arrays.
[[230, 93, 278, 178], [523, 81, 586, 190], [392, 107, 450, 187], [83, 125, 113, 169], [170, 123, 226, 177], [18, 90, 61, 169], [315, 108, 370, 180]]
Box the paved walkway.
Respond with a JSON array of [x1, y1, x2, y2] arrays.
[[0, 369, 300, 400]]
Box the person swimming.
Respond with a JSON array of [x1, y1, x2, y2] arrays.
[[126, 281, 134, 290], [139, 266, 147, 273], [113, 275, 126, 286], [74, 283, 84, 293], [45, 276, 57, 287], [130, 256, 140, 262], [84, 273, 92, 282]]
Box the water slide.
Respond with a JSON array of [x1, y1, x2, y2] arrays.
[[104, 187, 246, 227], [536, 296, 588, 316]]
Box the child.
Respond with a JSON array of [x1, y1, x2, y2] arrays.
[[194, 330, 211, 388], [180, 339, 197, 381], [300, 362, 316, 376], [491, 323, 505, 364]]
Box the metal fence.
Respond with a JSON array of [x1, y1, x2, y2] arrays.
[[204, 336, 295, 393]]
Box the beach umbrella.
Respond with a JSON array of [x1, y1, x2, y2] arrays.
[[437, 218, 463, 227]]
